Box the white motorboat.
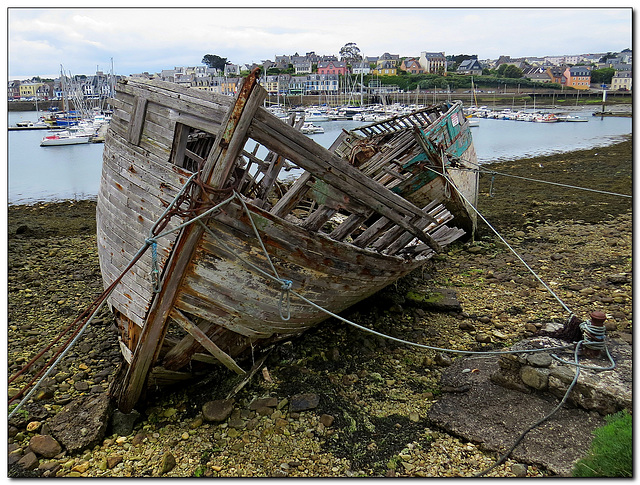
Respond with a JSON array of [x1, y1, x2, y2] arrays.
[[559, 115, 589, 122], [304, 108, 330, 122], [15, 119, 48, 128], [300, 122, 324, 134]]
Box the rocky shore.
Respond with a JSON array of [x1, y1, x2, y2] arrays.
[[8, 137, 632, 477]]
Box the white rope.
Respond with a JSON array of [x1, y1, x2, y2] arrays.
[[452, 163, 632, 198], [196, 196, 575, 357], [425, 164, 573, 315], [8, 276, 120, 419], [9, 174, 203, 419]]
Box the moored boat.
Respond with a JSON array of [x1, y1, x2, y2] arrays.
[[304, 107, 330, 122], [98, 71, 477, 411], [40, 130, 91, 146], [534, 113, 559, 123], [558, 115, 589, 122], [300, 122, 325, 134]]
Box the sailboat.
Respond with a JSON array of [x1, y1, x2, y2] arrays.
[[40, 130, 92, 146]]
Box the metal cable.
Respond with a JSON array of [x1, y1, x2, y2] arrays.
[[196, 196, 575, 357]]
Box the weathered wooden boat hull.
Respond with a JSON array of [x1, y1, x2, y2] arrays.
[[98, 73, 473, 411]]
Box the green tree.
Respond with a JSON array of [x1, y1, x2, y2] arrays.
[[599, 51, 616, 63], [503, 65, 523, 78], [202, 54, 228, 71], [339, 42, 362, 64], [590, 67, 615, 85]]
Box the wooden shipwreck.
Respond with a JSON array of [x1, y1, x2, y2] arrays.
[[97, 69, 479, 412]]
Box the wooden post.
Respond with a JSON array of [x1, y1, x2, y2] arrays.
[[112, 69, 265, 412]]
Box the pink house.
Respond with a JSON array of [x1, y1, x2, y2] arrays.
[[317, 60, 349, 76]]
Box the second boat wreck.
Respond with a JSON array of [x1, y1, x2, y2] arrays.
[[97, 69, 479, 412]]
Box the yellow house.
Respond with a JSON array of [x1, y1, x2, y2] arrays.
[[221, 79, 238, 95], [19, 83, 43, 98], [261, 76, 280, 94], [372, 61, 397, 76]]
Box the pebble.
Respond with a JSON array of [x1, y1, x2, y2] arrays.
[[476, 334, 492, 343], [202, 399, 235, 422]]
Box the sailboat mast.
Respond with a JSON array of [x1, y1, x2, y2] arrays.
[[60, 65, 67, 112]]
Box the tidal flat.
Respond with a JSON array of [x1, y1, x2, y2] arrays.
[[8, 138, 632, 477]]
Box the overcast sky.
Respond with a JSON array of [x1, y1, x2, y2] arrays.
[[6, 6, 633, 80]]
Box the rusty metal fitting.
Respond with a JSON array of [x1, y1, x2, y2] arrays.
[[583, 311, 607, 358], [590, 311, 606, 327]]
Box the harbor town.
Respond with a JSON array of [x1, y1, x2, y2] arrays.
[[8, 48, 632, 111]]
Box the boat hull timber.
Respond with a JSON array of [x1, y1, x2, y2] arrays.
[[98, 70, 476, 411]]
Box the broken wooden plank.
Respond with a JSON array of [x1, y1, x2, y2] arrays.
[[248, 112, 443, 252], [329, 212, 371, 241], [127, 96, 148, 145], [270, 172, 313, 218], [169, 309, 245, 374]]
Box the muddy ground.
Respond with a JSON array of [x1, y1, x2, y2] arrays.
[[7, 137, 632, 477]]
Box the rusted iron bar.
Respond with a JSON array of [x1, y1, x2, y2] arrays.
[[112, 69, 265, 412]]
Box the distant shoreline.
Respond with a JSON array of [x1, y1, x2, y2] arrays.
[[8, 93, 632, 112]]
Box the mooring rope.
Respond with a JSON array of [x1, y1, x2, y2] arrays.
[[475, 328, 616, 477], [226, 212, 616, 477], [551, 321, 616, 371], [413, 160, 620, 477], [195, 193, 575, 357], [9, 292, 113, 420], [425, 164, 573, 315], [202, 180, 618, 479], [453, 162, 632, 199], [474, 340, 585, 477], [9, 173, 204, 416], [10, 161, 619, 479]]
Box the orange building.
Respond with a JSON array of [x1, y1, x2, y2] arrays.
[[563, 66, 591, 90]]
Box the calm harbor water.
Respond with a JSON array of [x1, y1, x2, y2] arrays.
[[8, 108, 632, 206]]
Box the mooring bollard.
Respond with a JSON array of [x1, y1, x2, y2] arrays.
[[582, 311, 606, 358]]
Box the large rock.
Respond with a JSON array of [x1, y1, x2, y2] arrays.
[[404, 288, 462, 312], [28, 435, 62, 458], [495, 337, 632, 415], [17, 452, 39, 471], [249, 397, 278, 410], [110, 409, 140, 436], [160, 452, 176, 474], [289, 393, 320, 412], [427, 351, 606, 476], [49, 393, 112, 453]]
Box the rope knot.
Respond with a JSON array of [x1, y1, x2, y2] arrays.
[[580, 320, 606, 350]]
